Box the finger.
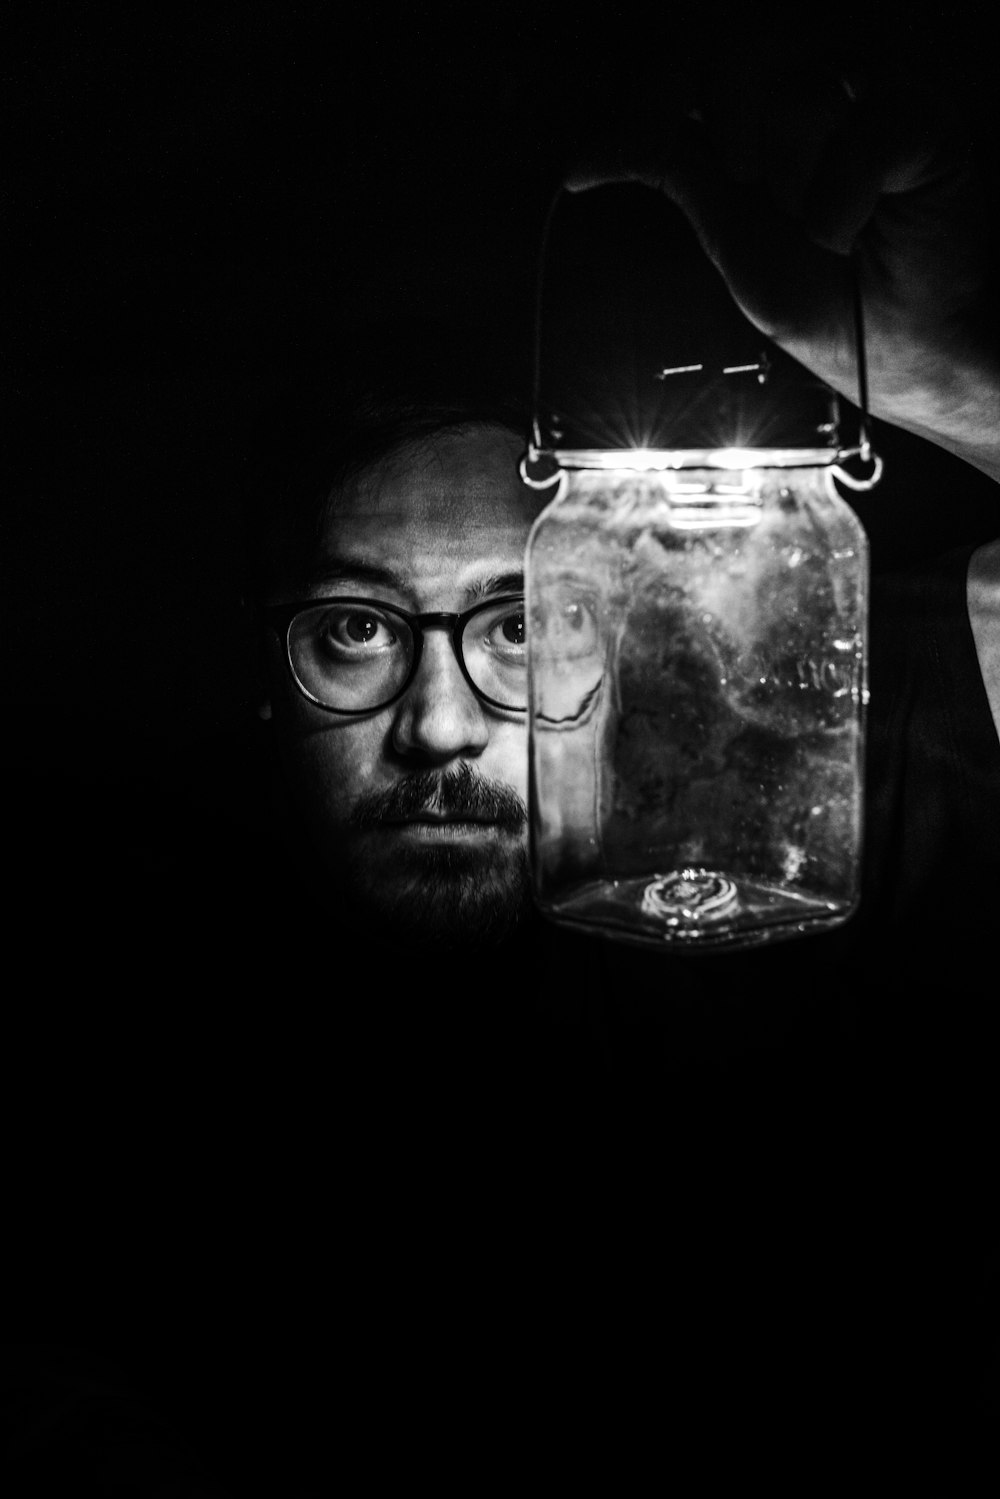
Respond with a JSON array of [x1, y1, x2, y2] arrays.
[[802, 87, 976, 254], [758, 67, 866, 225], [690, 10, 861, 190], [564, 112, 846, 346]]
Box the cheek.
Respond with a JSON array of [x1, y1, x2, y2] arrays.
[[272, 698, 388, 823], [296, 724, 383, 819], [483, 720, 530, 801]]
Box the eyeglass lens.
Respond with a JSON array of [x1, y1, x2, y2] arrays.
[[286, 598, 527, 711]]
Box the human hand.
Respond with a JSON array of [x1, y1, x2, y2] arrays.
[[563, 16, 999, 481]]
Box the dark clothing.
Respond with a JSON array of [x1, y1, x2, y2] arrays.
[[4, 544, 998, 1493]]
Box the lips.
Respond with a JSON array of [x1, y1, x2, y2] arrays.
[[393, 810, 494, 825], [386, 815, 502, 833], [379, 810, 509, 840]]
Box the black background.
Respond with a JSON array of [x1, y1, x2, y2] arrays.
[[5, 5, 1000, 1490], [7, 4, 558, 767], [7, 0, 1000, 773]]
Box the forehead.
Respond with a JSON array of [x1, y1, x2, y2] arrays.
[[321, 425, 541, 575]]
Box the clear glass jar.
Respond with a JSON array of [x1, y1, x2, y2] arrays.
[[525, 451, 869, 952]]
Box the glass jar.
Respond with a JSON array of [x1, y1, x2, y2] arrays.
[[525, 450, 869, 952]]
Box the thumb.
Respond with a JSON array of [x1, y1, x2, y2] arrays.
[[565, 122, 851, 359]]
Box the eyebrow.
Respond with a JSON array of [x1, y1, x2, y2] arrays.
[[305, 558, 524, 601], [305, 558, 405, 591]]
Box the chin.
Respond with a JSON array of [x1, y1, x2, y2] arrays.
[[345, 841, 534, 951]]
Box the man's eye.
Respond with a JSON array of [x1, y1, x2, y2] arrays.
[[490, 608, 526, 651], [532, 591, 601, 659], [561, 603, 590, 633], [320, 608, 398, 653], [553, 601, 598, 654]]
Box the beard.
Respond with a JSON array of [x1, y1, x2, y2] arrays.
[[327, 763, 535, 952], [351, 836, 534, 951]]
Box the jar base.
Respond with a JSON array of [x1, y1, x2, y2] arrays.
[[537, 869, 854, 953]]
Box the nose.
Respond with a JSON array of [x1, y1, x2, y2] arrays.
[[390, 629, 490, 763]]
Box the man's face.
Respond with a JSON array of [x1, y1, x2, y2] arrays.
[[261, 423, 544, 948]]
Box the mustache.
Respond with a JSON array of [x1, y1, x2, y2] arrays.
[[350, 762, 528, 834]]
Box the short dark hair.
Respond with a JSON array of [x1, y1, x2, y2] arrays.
[[240, 313, 533, 602]]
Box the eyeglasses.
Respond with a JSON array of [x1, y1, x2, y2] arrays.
[[265, 595, 528, 715]]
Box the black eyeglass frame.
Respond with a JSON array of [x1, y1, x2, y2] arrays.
[[264, 595, 528, 716]]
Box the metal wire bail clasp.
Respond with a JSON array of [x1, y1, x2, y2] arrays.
[[520, 186, 570, 491], [524, 185, 881, 491], [829, 262, 883, 491]]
